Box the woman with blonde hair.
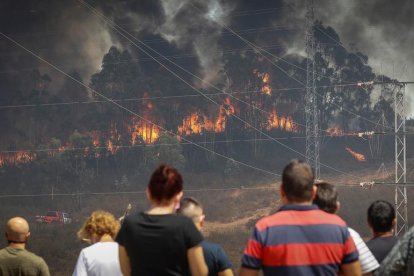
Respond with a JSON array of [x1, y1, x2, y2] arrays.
[[73, 210, 122, 276]]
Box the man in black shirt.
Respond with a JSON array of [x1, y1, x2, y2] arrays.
[[178, 197, 233, 276], [366, 200, 399, 263]]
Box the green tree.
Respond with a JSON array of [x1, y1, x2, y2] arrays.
[[143, 133, 186, 171]]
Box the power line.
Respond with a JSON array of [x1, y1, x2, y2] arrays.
[[0, 181, 403, 199], [1, 132, 383, 154], [78, 0, 362, 182], [0, 32, 280, 178]]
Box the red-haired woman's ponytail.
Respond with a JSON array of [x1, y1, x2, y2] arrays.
[[148, 164, 183, 202]]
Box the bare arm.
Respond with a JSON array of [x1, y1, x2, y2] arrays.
[[187, 245, 208, 276], [340, 261, 362, 276], [118, 245, 131, 276], [218, 268, 234, 276], [239, 267, 259, 276]]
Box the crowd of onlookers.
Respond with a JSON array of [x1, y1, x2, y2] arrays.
[[0, 160, 414, 275]]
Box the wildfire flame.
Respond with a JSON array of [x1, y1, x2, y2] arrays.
[[345, 147, 366, 161], [107, 122, 121, 154], [265, 108, 297, 132], [0, 88, 305, 168], [0, 151, 36, 167], [326, 127, 343, 136], [178, 97, 237, 135], [143, 92, 153, 110], [254, 69, 272, 95], [178, 112, 206, 136], [129, 118, 160, 144]]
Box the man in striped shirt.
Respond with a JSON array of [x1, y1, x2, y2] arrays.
[[313, 182, 380, 275], [240, 160, 361, 276]]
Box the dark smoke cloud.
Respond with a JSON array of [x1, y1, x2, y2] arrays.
[[273, 0, 414, 113], [0, 0, 119, 86], [316, 0, 414, 113], [1, 0, 411, 112]]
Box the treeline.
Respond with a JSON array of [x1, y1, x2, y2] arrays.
[[0, 22, 401, 194]]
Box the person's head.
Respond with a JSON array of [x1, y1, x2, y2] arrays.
[[5, 217, 30, 247], [147, 164, 183, 206], [313, 182, 339, 214], [281, 160, 315, 204], [367, 200, 396, 234], [177, 197, 205, 230], [77, 210, 120, 244]]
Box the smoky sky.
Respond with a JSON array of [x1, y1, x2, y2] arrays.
[[314, 0, 414, 113], [1, 0, 413, 111]]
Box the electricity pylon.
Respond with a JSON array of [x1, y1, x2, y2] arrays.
[[305, 0, 320, 179], [394, 83, 407, 235]]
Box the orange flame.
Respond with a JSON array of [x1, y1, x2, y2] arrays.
[[266, 108, 297, 132], [345, 147, 366, 161], [215, 97, 235, 132], [107, 122, 121, 154], [254, 69, 272, 95], [129, 118, 160, 144], [0, 151, 36, 167], [92, 131, 100, 147], [178, 98, 236, 135], [326, 127, 343, 136], [178, 112, 204, 136], [143, 92, 153, 109]]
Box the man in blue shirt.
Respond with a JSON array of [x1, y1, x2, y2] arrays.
[[178, 197, 233, 276]]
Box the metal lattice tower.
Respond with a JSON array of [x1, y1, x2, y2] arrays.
[[305, 0, 320, 179], [394, 84, 408, 235]]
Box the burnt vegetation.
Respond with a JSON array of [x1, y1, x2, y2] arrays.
[[1, 0, 414, 275]]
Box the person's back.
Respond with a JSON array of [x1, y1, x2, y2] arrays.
[[74, 242, 121, 276], [313, 182, 379, 275], [243, 205, 357, 275], [116, 165, 206, 276], [0, 247, 49, 276], [240, 160, 360, 276], [202, 241, 232, 276], [0, 217, 50, 276], [118, 211, 202, 275], [366, 200, 398, 263], [73, 210, 122, 276], [177, 197, 233, 276], [367, 236, 398, 263]]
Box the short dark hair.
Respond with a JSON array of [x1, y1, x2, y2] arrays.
[[367, 200, 395, 232], [176, 197, 203, 222], [282, 160, 314, 202], [313, 182, 338, 214], [148, 164, 183, 202]]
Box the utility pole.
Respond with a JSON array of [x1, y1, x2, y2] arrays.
[[305, 0, 320, 179], [358, 81, 413, 235], [394, 83, 407, 235]]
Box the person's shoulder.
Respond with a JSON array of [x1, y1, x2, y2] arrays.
[[83, 242, 118, 255], [315, 209, 347, 224], [22, 250, 48, 266], [174, 214, 195, 224], [202, 240, 222, 251], [254, 211, 282, 229], [348, 227, 362, 240]]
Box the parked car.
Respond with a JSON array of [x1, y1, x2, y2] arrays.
[[35, 211, 72, 224]]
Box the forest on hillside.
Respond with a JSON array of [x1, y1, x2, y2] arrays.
[[0, 1, 407, 196]]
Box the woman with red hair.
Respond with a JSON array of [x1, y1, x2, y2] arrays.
[[116, 164, 208, 276]]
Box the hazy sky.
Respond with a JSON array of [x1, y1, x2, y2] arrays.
[[315, 0, 414, 116], [1, 0, 413, 116]]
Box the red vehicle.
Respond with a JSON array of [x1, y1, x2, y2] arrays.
[[35, 211, 72, 224]]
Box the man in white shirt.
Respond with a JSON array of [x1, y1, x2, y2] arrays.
[[313, 182, 380, 275]]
